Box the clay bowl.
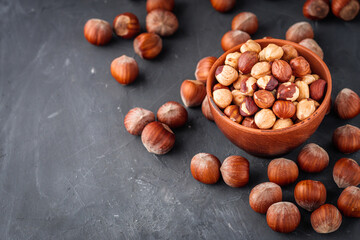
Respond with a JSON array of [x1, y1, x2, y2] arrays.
[[207, 39, 332, 157]]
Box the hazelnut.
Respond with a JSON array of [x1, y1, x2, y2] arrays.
[[213, 89, 233, 109], [256, 75, 278, 91], [311, 204, 342, 234], [210, 0, 236, 12], [266, 202, 301, 233], [303, 0, 330, 20], [233, 74, 251, 89], [113, 12, 140, 39], [250, 62, 271, 79], [239, 96, 259, 117], [289, 75, 296, 82], [297, 143, 329, 173], [221, 30, 251, 52], [110, 55, 139, 85], [215, 65, 239, 86], [240, 39, 261, 53], [213, 83, 229, 91], [272, 118, 293, 129], [272, 100, 296, 119], [238, 76, 258, 96], [225, 52, 241, 70], [290, 56, 311, 77], [296, 98, 317, 120], [146, 0, 175, 12], [231, 12, 258, 34], [195, 56, 217, 84], [295, 81, 310, 101], [157, 101, 188, 128], [202, 98, 214, 121], [124, 107, 155, 135], [249, 182, 282, 214], [242, 117, 259, 129], [277, 82, 300, 101], [331, 0, 360, 21], [301, 74, 319, 85], [332, 124, 360, 154], [337, 186, 360, 217], [180, 80, 206, 107], [141, 122, 175, 154], [220, 155, 249, 187], [268, 158, 299, 186], [224, 105, 243, 123], [286, 21, 314, 43], [299, 38, 324, 59], [238, 51, 259, 74], [133, 32, 162, 59], [146, 9, 178, 37], [294, 180, 327, 212], [334, 88, 360, 119], [231, 90, 246, 106], [84, 18, 112, 46], [190, 153, 221, 184], [254, 109, 276, 129], [254, 90, 275, 109], [309, 79, 327, 101], [333, 158, 360, 188], [260, 44, 284, 62], [281, 45, 299, 62], [271, 59, 292, 82]]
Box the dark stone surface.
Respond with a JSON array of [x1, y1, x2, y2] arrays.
[[0, 0, 359, 239]]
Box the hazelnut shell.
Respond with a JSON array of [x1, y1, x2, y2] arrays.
[[141, 122, 175, 155], [190, 153, 221, 184], [220, 156, 249, 187]]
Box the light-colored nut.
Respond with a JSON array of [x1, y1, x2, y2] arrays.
[[296, 98, 316, 120], [260, 44, 284, 62], [257, 75, 278, 91], [232, 90, 246, 106], [289, 75, 295, 82], [224, 105, 243, 123], [215, 65, 239, 86], [238, 51, 259, 74], [233, 74, 251, 89], [281, 45, 299, 62], [239, 97, 259, 116], [225, 52, 241, 70], [251, 62, 271, 79], [277, 82, 300, 101], [240, 39, 261, 53], [301, 74, 318, 85], [254, 109, 276, 129], [272, 59, 293, 82], [286, 21, 314, 43], [239, 76, 258, 96], [273, 118, 293, 129], [213, 89, 233, 109], [213, 83, 228, 91], [259, 50, 266, 61], [295, 81, 310, 101], [254, 90, 275, 109], [299, 38, 324, 59], [290, 56, 311, 77]]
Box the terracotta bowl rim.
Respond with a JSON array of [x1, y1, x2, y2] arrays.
[[206, 38, 332, 135]]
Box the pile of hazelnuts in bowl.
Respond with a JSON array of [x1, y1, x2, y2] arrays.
[[211, 39, 327, 130]]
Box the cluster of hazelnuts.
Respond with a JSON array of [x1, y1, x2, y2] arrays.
[[190, 143, 360, 234]]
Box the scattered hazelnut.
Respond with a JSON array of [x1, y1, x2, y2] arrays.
[[225, 52, 241, 70], [110, 55, 139, 85], [232, 12, 258, 34], [297, 143, 329, 173], [202, 98, 214, 121], [124, 107, 155, 135], [311, 204, 342, 234], [224, 105, 243, 123], [84, 18, 112, 45], [113, 12, 140, 39], [257, 75, 278, 91], [210, 0, 236, 12], [254, 109, 276, 129], [251, 62, 271, 79], [239, 97, 259, 117], [180, 80, 207, 107], [337, 186, 360, 217], [295, 81, 310, 101], [260, 44, 284, 62], [141, 122, 175, 154], [271, 59, 292, 82], [190, 153, 221, 184], [254, 90, 275, 109], [309, 79, 327, 101], [213, 89, 233, 109], [195, 56, 217, 84], [277, 82, 300, 101], [146, 9, 179, 37], [238, 51, 259, 74], [220, 155, 249, 187], [146, 0, 175, 12], [334, 88, 360, 119], [332, 124, 360, 154], [331, 0, 360, 21], [333, 158, 360, 188], [296, 98, 317, 120], [286, 22, 314, 43], [238, 76, 258, 96], [281, 45, 299, 62], [290, 56, 311, 77], [249, 182, 282, 214], [299, 38, 324, 59], [268, 158, 299, 186], [215, 65, 239, 86], [231, 90, 246, 106], [294, 180, 327, 211], [157, 101, 188, 128], [233, 74, 251, 89], [272, 100, 296, 119], [221, 31, 251, 52], [240, 40, 261, 53], [272, 118, 293, 129], [133, 32, 162, 59], [242, 117, 259, 129], [266, 202, 301, 233], [303, 0, 330, 20]]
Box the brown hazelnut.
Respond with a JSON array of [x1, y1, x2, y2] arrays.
[[290, 56, 311, 77], [238, 76, 258, 96], [202, 98, 214, 121], [299, 38, 324, 59], [298, 143, 329, 173], [254, 90, 275, 109], [309, 79, 327, 101], [146, 0, 175, 12], [224, 105, 242, 123], [213, 83, 229, 91], [256, 75, 278, 91], [225, 52, 241, 70], [272, 118, 293, 129], [239, 96, 259, 117], [268, 158, 299, 186], [277, 82, 300, 101], [333, 124, 360, 154], [286, 22, 314, 43], [242, 116, 259, 129], [84, 18, 112, 46], [220, 155, 249, 187], [331, 0, 360, 21], [113, 13, 140, 39], [259, 44, 284, 62], [180, 80, 206, 107], [294, 180, 327, 211], [337, 186, 360, 217], [272, 100, 296, 119], [303, 0, 330, 20], [311, 204, 342, 234], [157, 101, 188, 128], [231, 90, 246, 106], [233, 74, 251, 90], [146, 9, 178, 37], [281, 45, 299, 62], [124, 107, 155, 135], [240, 39, 261, 53], [333, 158, 360, 188], [334, 88, 360, 119], [266, 202, 301, 233], [213, 89, 233, 109], [215, 65, 239, 86], [110, 55, 139, 85], [272, 59, 293, 82], [190, 153, 221, 184], [238, 51, 259, 74], [195, 56, 217, 84], [231, 12, 258, 34], [133, 32, 162, 59], [210, 0, 236, 12], [296, 98, 317, 120], [251, 62, 271, 79], [221, 30, 251, 52], [295, 80, 310, 101], [249, 182, 282, 214], [141, 122, 175, 154], [254, 109, 276, 129]]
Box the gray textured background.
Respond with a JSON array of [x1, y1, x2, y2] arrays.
[[0, 0, 359, 239]]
